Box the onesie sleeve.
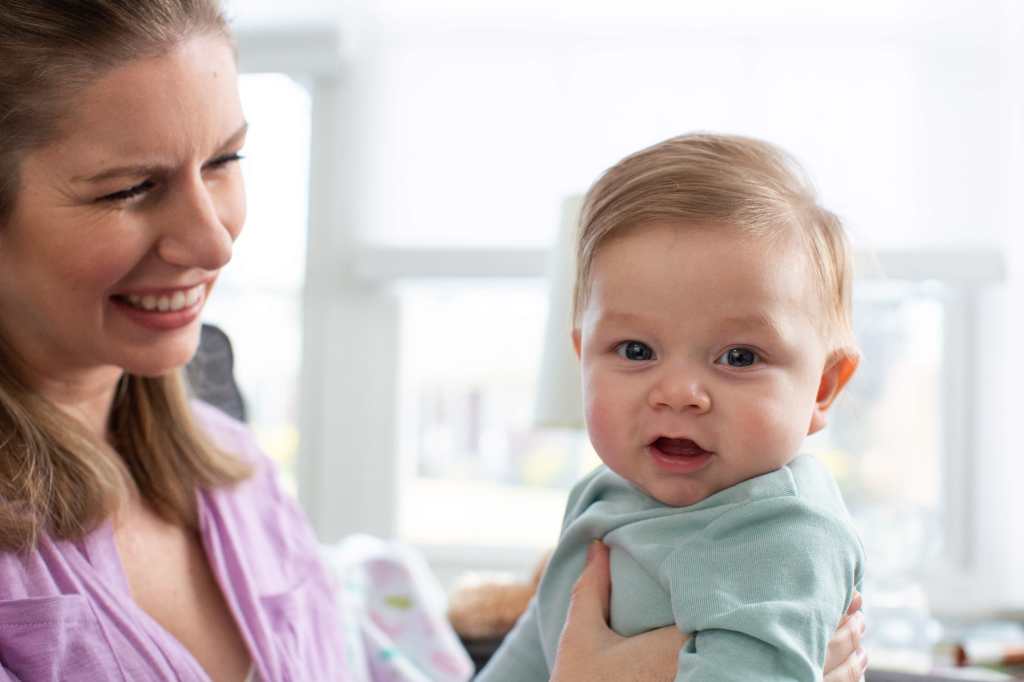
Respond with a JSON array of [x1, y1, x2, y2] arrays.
[[474, 595, 550, 682], [475, 470, 609, 682], [663, 496, 864, 682]]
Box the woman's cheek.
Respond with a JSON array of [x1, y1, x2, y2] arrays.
[[215, 172, 246, 242], [55, 242, 140, 294]]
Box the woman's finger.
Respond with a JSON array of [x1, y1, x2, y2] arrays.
[[824, 609, 866, 679], [550, 541, 620, 682], [822, 645, 867, 682], [565, 540, 613, 631], [828, 591, 865, 663], [846, 591, 863, 616], [624, 625, 687, 681]]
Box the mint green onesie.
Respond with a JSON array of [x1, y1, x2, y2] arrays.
[[476, 454, 865, 682]]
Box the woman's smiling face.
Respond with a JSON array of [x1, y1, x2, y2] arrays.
[[0, 34, 247, 389]]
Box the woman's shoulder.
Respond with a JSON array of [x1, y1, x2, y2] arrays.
[[190, 399, 291, 508], [189, 399, 283, 486], [190, 401, 322, 580], [0, 531, 94, 603], [190, 400, 261, 460]]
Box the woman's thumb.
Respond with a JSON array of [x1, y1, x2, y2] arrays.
[[567, 540, 612, 628]]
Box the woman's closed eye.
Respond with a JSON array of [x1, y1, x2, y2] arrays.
[[96, 179, 156, 203], [94, 152, 243, 204], [615, 340, 655, 362], [205, 151, 244, 170], [715, 347, 760, 368]]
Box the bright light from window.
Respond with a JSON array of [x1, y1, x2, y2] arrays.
[[202, 73, 312, 494]]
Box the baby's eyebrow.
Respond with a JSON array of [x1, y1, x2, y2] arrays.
[[718, 313, 786, 339], [595, 310, 647, 325]]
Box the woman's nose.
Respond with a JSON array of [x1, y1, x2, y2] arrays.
[[648, 372, 711, 414], [157, 176, 236, 271]]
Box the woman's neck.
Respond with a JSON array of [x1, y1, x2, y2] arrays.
[[32, 366, 123, 441]]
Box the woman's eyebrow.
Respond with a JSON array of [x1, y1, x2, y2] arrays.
[[72, 121, 248, 184], [216, 121, 248, 152], [73, 163, 167, 184]]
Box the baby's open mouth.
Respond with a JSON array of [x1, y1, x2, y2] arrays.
[[650, 437, 712, 458]]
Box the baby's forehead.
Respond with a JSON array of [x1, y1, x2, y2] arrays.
[[591, 219, 813, 278], [585, 220, 840, 336]]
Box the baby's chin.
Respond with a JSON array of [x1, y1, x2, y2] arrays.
[[637, 479, 723, 508], [637, 464, 790, 508]]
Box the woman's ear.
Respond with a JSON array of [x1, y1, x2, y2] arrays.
[[808, 352, 859, 435]]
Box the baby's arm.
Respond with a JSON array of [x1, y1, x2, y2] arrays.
[[665, 498, 864, 682]]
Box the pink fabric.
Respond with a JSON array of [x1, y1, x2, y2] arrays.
[[0, 401, 348, 681]]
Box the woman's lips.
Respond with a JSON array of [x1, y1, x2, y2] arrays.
[[648, 437, 714, 473], [109, 285, 207, 331]]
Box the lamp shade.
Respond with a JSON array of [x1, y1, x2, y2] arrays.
[[533, 195, 585, 429]]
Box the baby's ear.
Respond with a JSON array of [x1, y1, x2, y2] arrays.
[[572, 329, 582, 359], [807, 352, 859, 435]]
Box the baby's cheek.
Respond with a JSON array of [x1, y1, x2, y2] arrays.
[[584, 398, 610, 447], [737, 401, 806, 464], [583, 394, 620, 460]]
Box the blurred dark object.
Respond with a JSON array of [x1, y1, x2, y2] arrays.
[[185, 323, 246, 422], [955, 640, 1024, 668], [459, 636, 502, 673]]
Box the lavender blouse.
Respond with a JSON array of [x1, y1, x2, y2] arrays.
[[0, 401, 348, 681]]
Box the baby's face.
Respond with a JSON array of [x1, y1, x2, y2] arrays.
[[575, 221, 841, 507]]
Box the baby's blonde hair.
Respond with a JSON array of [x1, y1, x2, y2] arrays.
[[572, 133, 857, 355]]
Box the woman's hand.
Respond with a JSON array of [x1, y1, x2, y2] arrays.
[[550, 541, 869, 682], [823, 591, 868, 682], [550, 541, 685, 682]]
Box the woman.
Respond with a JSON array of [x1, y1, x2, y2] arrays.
[[0, 1, 867, 680]]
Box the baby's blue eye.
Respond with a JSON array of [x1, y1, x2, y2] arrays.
[[716, 347, 759, 367], [616, 341, 654, 361]]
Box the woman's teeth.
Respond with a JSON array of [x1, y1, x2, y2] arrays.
[[124, 284, 204, 312]]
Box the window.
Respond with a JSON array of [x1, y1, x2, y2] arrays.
[[808, 283, 947, 578], [237, 4, 1021, 612], [201, 72, 312, 493], [395, 280, 594, 549]]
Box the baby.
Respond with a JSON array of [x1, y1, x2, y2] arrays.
[[478, 133, 866, 681]]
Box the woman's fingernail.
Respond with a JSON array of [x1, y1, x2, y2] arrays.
[[854, 611, 866, 634]]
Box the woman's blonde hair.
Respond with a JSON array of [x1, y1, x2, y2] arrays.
[[573, 133, 856, 354], [0, 0, 250, 552]]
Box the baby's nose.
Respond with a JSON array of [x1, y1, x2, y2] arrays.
[[648, 375, 711, 413]]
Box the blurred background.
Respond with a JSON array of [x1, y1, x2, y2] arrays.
[[202, 0, 1024, 672]]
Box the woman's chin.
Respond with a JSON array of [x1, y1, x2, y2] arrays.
[[118, 340, 201, 378]]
